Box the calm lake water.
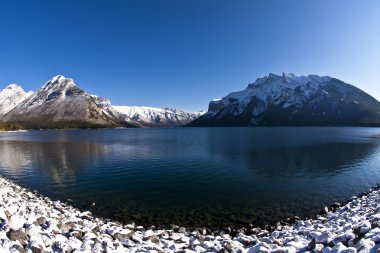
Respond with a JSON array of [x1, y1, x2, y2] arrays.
[[0, 127, 380, 228]]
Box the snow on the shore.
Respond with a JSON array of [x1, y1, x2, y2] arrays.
[[0, 176, 379, 253]]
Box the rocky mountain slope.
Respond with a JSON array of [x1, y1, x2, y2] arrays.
[[2, 75, 123, 129], [114, 106, 203, 127], [0, 84, 33, 116], [0, 75, 201, 129], [188, 73, 380, 127]]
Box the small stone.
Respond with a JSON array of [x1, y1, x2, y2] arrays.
[[341, 247, 357, 253], [320, 207, 329, 215], [13, 244, 27, 253], [36, 217, 47, 225], [7, 229, 28, 246], [42, 234, 53, 247], [332, 242, 347, 253], [170, 224, 179, 231], [309, 231, 322, 239], [357, 221, 371, 234], [8, 215, 25, 230], [354, 238, 375, 252], [332, 202, 341, 208], [120, 238, 135, 247], [126, 224, 135, 229], [198, 228, 207, 235], [178, 227, 186, 233], [316, 231, 334, 244], [31, 246, 42, 253], [371, 221, 380, 229], [308, 238, 316, 250], [143, 229, 154, 239], [71, 231, 82, 239], [149, 235, 160, 243], [223, 242, 233, 251], [247, 244, 269, 253], [135, 225, 144, 231]]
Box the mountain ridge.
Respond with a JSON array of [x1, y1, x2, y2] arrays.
[[114, 106, 203, 127], [188, 73, 380, 127], [0, 75, 202, 129]]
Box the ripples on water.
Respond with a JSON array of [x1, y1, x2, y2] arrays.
[[0, 127, 380, 228]]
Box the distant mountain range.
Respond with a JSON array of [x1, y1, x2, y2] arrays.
[[0, 75, 201, 129], [1, 73, 380, 130], [188, 73, 380, 127], [114, 106, 203, 127]]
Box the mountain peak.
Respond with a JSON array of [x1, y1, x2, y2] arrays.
[[3, 75, 122, 128], [42, 75, 76, 91], [282, 72, 296, 79], [0, 83, 33, 116], [50, 74, 65, 82], [4, 83, 22, 90]]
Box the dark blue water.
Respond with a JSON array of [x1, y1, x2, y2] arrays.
[[0, 127, 380, 228]]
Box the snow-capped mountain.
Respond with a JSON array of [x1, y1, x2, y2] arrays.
[[2, 75, 123, 128], [0, 84, 33, 116], [114, 106, 203, 127], [0, 75, 202, 129], [189, 73, 380, 126]]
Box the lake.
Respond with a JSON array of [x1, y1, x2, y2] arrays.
[[0, 127, 380, 229]]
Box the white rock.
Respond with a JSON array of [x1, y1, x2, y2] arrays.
[[322, 246, 333, 253], [8, 215, 24, 230], [354, 238, 375, 252], [316, 232, 334, 244], [194, 245, 206, 252], [54, 234, 68, 249], [309, 231, 322, 239], [247, 244, 270, 253], [0, 207, 7, 220], [67, 237, 83, 250], [42, 234, 53, 247], [143, 230, 155, 239], [5, 205, 18, 216], [271, 246, 297, 253], [357, 220, 372, 234]]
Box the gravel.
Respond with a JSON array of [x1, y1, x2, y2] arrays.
[[0, 177, 379, 253]]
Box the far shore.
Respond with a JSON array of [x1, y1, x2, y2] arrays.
[[0, 129, 29, 133]]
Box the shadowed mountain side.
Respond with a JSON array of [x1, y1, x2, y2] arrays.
[[188, 74, 380, 127]]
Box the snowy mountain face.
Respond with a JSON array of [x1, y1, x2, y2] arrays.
[[2, 75, 123, 128], [113, 106, 203, 127], [0, 84, 33, 116], [0, 75, 201, 129], [189, 73, 380, 126]]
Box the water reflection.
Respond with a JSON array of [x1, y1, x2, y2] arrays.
[[0, 141, 31, 173], [0, 140, 110, 186]]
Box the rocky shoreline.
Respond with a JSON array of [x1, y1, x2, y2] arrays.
[[0, 177, 380, 253]]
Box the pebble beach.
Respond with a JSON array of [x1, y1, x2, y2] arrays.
[[0, 177, 380, 253]]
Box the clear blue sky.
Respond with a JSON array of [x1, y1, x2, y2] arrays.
[[0, 0, 379, 112]]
